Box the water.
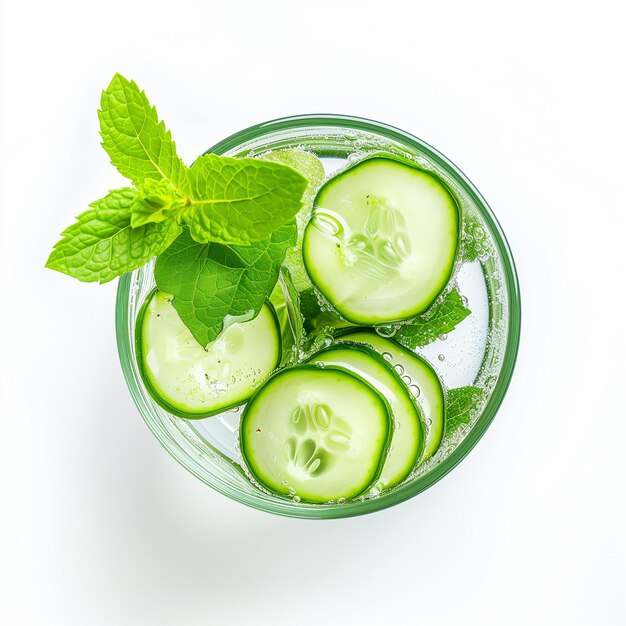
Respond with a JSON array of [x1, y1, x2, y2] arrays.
[[131, 130, 509, 501]]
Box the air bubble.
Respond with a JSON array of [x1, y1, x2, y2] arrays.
[[439, 333, 448, 341], [382, 352, 393, 362], [338, 497, 346, 504], [293, 495, 301, 503], [402, 375, 411, 385], [394, 364, 405, 375], [314, 333, 334, 350], [312, 213, 342, 236], [409, 385, 421, 398], [438, 354, 445, 362], [375, 324, 397, 338]]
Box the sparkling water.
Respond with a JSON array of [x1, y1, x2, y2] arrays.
[[127, 128, 510, 499]]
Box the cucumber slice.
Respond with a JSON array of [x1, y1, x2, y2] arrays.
[[137, 289, 281, 418], [302, 155, 459, 324], [240, 365, 392, 503], [308, 344, 424, 490], [260, 149, 325, 292], [342, 330, 445, 460]]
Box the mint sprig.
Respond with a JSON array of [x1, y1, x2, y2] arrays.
[[154, 224, 297, 346], [130, 179, 185, 227], [47, 74, 309, 340]]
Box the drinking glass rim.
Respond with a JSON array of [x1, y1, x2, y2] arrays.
[[116, 114, 521, 519]]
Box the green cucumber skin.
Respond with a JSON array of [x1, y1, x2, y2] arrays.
[[302, 154, 461, 325], [135, 288, 282, 420], [338, 329, 446, 460], [313, 151, 461, 213], [309, 342, 426, 483], [240, 364, 394, 504]]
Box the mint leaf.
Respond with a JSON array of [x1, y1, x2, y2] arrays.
[[260, 149, 325, 291], [260, 149, 325, 202], [46, 189, 182, 283], [299, 288, 353, 338], [98, 74, 187, 189], [395, 289, 471, 348], [445, 386, 483, 438], [182, 154, 307, 245], [461, 213, 492, 262], [154, 224, 297, 346], [130, 179, 185, 227]]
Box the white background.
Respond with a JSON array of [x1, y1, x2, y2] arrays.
[[1, 1, 625, 624]]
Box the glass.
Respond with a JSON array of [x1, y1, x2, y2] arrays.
[[116, 115, 521, 519]]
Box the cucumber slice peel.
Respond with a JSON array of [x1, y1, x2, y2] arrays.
[[302, 155, 460, 324], [308, 343, 425, 490], [240, 364, 393, 503], [341, 330, 446, 460], [136, 289, 281, 419]]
